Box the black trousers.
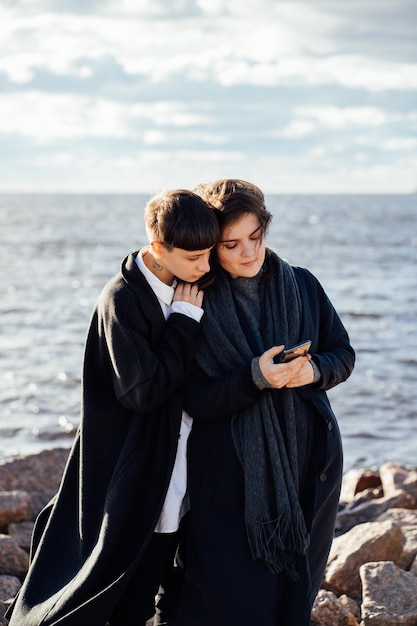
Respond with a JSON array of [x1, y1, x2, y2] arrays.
[[109, 531, 179, 626]]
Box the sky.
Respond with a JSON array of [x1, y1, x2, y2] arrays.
[[1, 0, 416, 194]]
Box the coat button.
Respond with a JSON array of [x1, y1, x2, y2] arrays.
[[319, 473, 327, 482], [327, 421, 333, 431]]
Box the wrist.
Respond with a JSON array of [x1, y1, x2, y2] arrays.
[[251, 357, 274, 390]]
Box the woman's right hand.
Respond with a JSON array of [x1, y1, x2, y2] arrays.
[[173, 282, 204, 308], [258, 345, 311, 389]]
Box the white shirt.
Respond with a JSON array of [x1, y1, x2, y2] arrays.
[[136, 250, 202, 533]]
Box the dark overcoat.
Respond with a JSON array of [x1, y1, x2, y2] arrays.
[[172, 261, 355, 625], [6, 251, 202, 626]]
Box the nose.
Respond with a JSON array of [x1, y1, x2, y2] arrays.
[[241, 240, 255, 258], [197, 254, 211, 273]]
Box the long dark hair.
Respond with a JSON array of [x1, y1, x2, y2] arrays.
[[194, 179, 272, 234]]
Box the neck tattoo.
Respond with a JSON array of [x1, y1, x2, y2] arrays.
[[152, 259, 163, 271]]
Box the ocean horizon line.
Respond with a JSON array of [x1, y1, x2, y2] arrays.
[[0, 190, 415, 197]]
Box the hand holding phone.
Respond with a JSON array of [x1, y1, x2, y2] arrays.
[[275, 340, 311, 363]]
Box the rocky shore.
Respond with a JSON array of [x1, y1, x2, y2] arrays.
[[0, 448, 416, 625]]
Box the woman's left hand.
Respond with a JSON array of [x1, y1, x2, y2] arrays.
[[284, 361, 315, 388]]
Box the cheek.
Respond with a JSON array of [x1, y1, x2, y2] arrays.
[[256, 239, 266, 259], [217, 249, 231, 268]]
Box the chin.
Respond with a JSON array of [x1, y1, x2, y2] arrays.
[[243, 264, 262, 277]]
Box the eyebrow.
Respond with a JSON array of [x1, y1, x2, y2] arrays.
[[220, 225, 262, 243]]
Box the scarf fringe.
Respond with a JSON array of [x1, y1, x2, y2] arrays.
[[246, 514, 309, 581]]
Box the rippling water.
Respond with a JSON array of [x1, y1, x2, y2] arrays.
[[1, 193, 416, 471]]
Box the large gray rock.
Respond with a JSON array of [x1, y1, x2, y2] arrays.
[[0, 449, 69, 517], [376, 508, 417, 570], [360, 560, 417, 625], [323, 520, 404, 598], [0, 535, 29, 578], [0, 448, 68, 492], [0, 490, 33, 527], [335, 490, 415, 535], [0, 575, 21, 602], [379, 463, 417, 501], [339, 594, 361, 621], [339, 469, 382, 505], [8, 521, 34, 551]]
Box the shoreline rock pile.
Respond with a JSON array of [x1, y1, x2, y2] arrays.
[[0, 448, 69, 625], [0, 449, 416, 625], [312, 462, 417, 626]]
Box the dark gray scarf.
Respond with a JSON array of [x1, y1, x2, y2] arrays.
[[195, 252, 311, 579]]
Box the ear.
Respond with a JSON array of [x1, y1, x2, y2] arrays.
[[150, 240, 166, 259]]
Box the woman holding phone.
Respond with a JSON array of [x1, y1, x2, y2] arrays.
[[170, 179, 355, 626]]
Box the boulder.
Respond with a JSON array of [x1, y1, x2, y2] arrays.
[[311, 589, 358, 625], [338, 594, 361, 621], [379, 463, 417, 501], [0, 575, 21, 602], [0, 535, 29, 578], [339, 469, 382, 505], [376, 508, 417, 570], [8, 521, 34, 551], [360, 560, 417, 625], [0, 490, 33, 528], [323, 520, 404, 598], [0, 449, 68, 517], [335, 490, 415, 535]]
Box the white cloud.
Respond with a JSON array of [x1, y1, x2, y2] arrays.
[[293, 106, 397, 129], [0, 1, 416, 192], [317, 57, 417, 92], [143, 130, 168, 145], [310, 146, 326, 157], [354, 152, 368, 162], [276, 120, 316, 138], [271, 105, 412, 144], [382, 138, 417, 151], [2, 143, 415, 194], [0, 92, 216, 142], [0, 92, 132, 141], [2, 5, 416, 92]]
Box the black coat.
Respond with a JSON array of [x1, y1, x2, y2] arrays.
[[172, 263, 355, 625], [6, 251, 202, 626]]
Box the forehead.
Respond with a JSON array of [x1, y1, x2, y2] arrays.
[[221, 213, 261, 240], [169, 246, 212, 256]]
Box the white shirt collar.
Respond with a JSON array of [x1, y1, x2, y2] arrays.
[[136, 248, 175, 306]]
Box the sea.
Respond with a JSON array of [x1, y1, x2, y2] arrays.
[[1, 193, 416, 473]]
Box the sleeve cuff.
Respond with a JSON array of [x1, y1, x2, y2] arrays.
[[171, 300, 204, 322], [310, 358, 321, 383], [251, 357, 274, 390]]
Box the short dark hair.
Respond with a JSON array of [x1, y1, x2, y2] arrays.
[[193, 179, 272, 235], [145, 189, 220, 250]]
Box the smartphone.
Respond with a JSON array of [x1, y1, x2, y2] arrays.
[[279, 340, 312, 363]]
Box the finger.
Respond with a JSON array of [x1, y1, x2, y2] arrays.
[[184, 283, 199, 295], [195, 289, 204, 306], [264, 345, 285, 361], [174, 282, 185, 294]]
